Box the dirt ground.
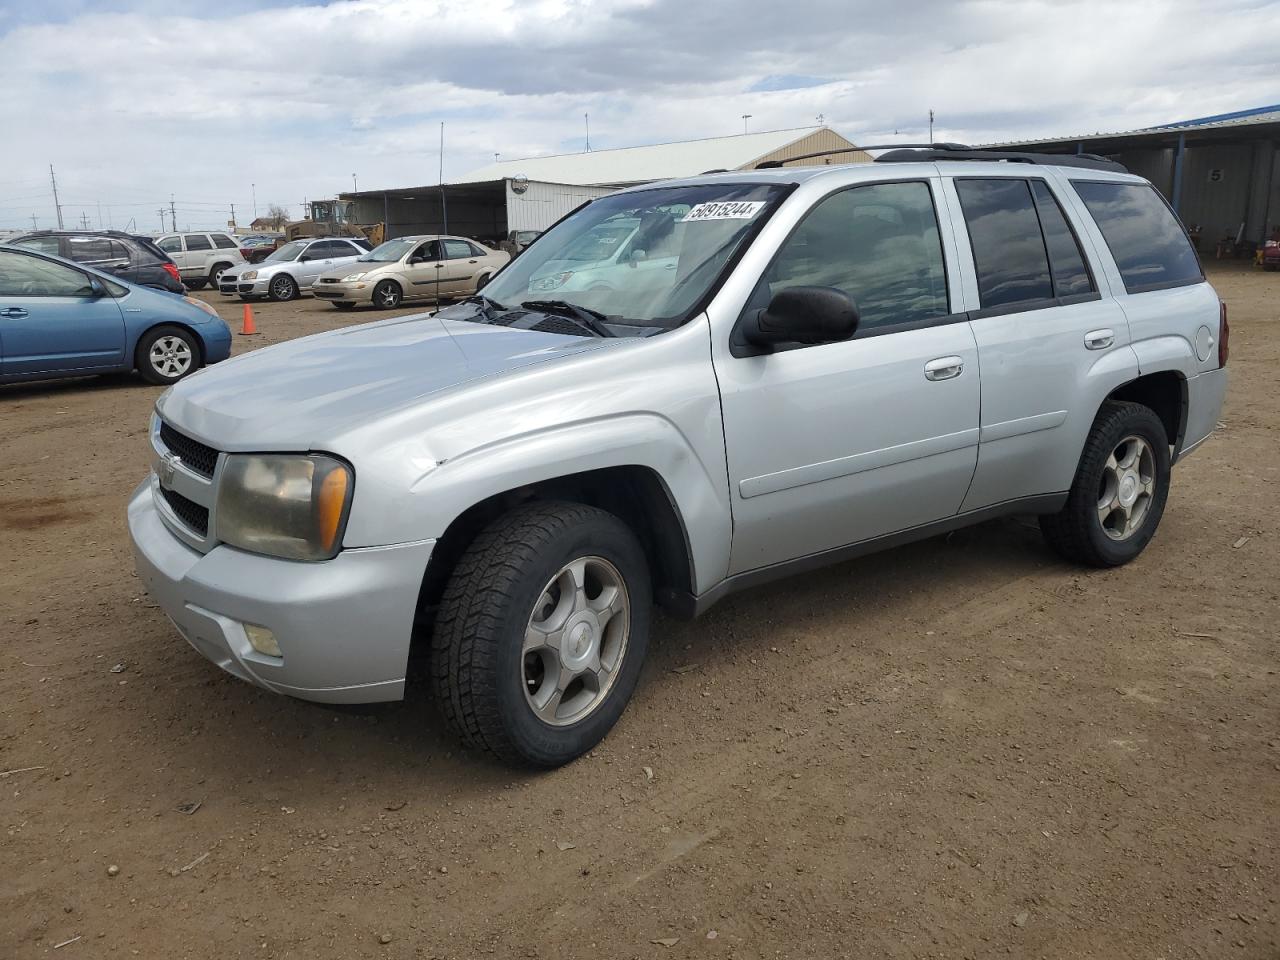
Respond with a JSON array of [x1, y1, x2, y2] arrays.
[[2, 268, 1277, 959]]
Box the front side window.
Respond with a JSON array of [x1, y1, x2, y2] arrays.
[[157, 236, 182, 254], [212, 234, 239, 250], [412, 240, 443, 261], [1072, 181, 1203, 293], [956, 178, 1053, 308], [480, 182, 789, 326], [184, 234, 212, 251], [0, 251, 94, 297], [757, 181, 950, 330]]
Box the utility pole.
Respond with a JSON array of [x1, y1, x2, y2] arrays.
[[352, 173, 358, 192], [80, 211, 91, 229], [169, 195, 177, 233], [158, 208, 167, 231], [49, 164, 64, 229], [96, 201, 103, 229], [929, 109, 935, 143], [251, 183, 257, 219], [584, 113, 590, 152], [742, 114, 752, 134], [230, 202, 236, 230], [30, 214, 38, 230]]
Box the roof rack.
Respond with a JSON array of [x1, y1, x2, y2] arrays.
[[755, 142, 1127, 173]]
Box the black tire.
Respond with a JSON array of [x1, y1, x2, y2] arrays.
[[186, 279, 207, 291], [209, 263, 232, 288], [135, 324, 201, 386], [267, 274, 298, 302], [431, 502, 652, 767], [1039, 400, 1171, 567], [331, 302, 356, 311], [373, 279, 402, 309], [474, 273, 491, 291]]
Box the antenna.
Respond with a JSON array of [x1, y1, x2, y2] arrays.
[[49, 165, 64, 229], [816, 113, 825, 125], [929, 109, 935, 143], [584, 112, 590, 152]]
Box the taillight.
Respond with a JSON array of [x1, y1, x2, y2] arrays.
[[162, 262, 181, 283], [1218, 299, 1229, 368]]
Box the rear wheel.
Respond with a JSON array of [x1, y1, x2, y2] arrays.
[[1039, 400, 1171, 567], [186, 279, 206, 291], [475, 273, 491, 291], [268, 274, 298, 302], [431, 502, 651, 766], [373, 279, 402, 309], [136, 325, 200, 385], [209, 262, 232, 288]]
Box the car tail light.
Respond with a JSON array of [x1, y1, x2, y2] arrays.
[[1218, 299, 1229, 368], [162, 262, 182, 284]]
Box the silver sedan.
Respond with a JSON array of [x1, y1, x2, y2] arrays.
[[217, 238, 368, 302]]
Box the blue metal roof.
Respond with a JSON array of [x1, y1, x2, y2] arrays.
[[1150, 104, 1280, 129]]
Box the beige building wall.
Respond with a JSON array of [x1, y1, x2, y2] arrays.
[[747, 128, 871, 169]]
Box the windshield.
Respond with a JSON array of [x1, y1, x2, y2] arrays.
[[262, 240, 306, 263], [479, 182, 788, 327], [359, 238, 417, 263]]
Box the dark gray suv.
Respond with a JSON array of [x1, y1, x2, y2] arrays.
[[9, 231, 185, 294]]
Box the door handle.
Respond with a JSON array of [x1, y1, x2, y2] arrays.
[[0, 307, 28, 319], [924, 356, 964, 381], [469, 259, 478, 264], [435, 263, 445, 268], [1084, 329, 1115, 350]]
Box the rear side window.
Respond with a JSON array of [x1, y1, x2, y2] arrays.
[[956, 179, 1052, 307], [1030, 182, 1094, 298], [184, 234, 212, 251], [1072, 181, 1202, 293], [67, 237, 122, 263], [443, 239, 474, 260], [212, 234, 239, 250]]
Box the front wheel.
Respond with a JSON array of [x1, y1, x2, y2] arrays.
[[1039, 400, 1171, 567], [431, 502, 651, 766], [136, 325, 200, 385], [373, 279, 402, 309], [268, 274, 298, 302]]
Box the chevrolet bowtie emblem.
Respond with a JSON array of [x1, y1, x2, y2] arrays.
[[158, 452, 180, 486]]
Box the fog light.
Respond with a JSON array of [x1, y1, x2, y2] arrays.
[[244, 624, 282, 658]]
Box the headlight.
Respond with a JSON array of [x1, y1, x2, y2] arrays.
[[182, 296, 220, 318], [241, 270, 258, 281], [215, 454, 353, 561], [341, 272, 365, 282], [530, 271, 572, 291]]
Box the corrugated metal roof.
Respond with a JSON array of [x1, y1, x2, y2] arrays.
[[454, 127, 832, 186], [984, 104, 1280, 149]]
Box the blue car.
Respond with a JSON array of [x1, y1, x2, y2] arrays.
[[0, 244, 232, 386]]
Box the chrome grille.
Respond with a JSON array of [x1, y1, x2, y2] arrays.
[[159, 422, 218, 479], [159, 486, 209, 536]]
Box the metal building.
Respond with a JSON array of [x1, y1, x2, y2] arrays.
[[339, 126, 867, 246], [988, 105, 1280, 255]]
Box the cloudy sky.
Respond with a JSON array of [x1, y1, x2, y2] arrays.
[[0, 0, 1275, 232]]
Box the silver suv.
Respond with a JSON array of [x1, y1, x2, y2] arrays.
[[128, 147, 1228, 767]]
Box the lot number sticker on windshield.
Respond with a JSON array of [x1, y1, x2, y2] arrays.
[[680, 201, 766, 223]]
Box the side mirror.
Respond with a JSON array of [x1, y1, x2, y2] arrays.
[[742, 286, 859, 348], [408, 257, 425, 266], [87, 276, 109, 299]]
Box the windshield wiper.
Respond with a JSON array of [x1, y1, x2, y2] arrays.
[[520, 299, 616, 338], [460, 293, 507, 322]]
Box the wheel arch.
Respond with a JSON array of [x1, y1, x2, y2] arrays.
[[1104, 369, 1188, 456]]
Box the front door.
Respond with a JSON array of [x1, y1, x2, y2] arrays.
[[403, 240, 447, 299], [713, 179, 981, 574], [0, 250, 125, 377]]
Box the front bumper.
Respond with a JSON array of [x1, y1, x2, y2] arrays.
[[127, 479, 434, 703], [218, 275, 269, 297], [313, 281, 371, 303]]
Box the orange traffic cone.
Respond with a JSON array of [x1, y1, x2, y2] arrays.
[[240, 303, 259, 336]]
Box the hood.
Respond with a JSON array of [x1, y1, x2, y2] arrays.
[[318, 260, 396, 280], [157, 313, 612, 450]]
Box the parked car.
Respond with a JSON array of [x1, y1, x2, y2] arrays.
[[0, 244, 231, 385], [128, 149, 1227, 767], [312, 235, 509, 310], [9, 230, 185, 294], [218, 237, 369, 302], [155, 232, 246, 290]]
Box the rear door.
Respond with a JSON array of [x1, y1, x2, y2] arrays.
[[942, 174, 1133, 511], [0, 249, 126, 377], [441, 239, 481, 294], [182, 233, 213, 278]]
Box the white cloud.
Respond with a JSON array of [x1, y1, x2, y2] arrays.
[[0, 0, 1275, 229]]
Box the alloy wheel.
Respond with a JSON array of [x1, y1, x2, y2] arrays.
[[149, 336, 193, 379], [522, 556, 630, 726], [1097, 434, 1156, 540]]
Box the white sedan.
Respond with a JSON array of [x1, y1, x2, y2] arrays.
[[217, 237, 369, 302]]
